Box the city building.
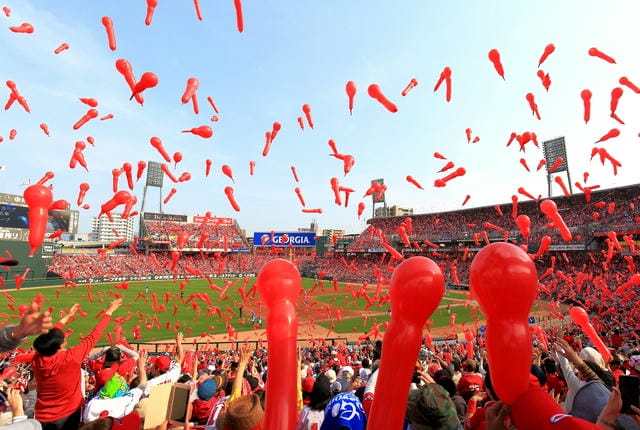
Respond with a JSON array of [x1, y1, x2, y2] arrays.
[[90, 213, 135, 242], [374, 205, 414, 218]]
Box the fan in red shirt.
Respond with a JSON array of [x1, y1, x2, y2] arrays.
[[32, 299, 122, 430], [457, 359, 484, 402]]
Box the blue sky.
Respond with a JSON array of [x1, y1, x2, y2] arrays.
[[1, 1, 640, 236]]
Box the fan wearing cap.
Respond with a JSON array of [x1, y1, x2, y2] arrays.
[[144, 332, 184, 392], [32, 298, 122, 430], [83, 351, 149, 423], [190, 377, 219, 424], [0, 263, 52, 352], [297, 374, 332, 430]]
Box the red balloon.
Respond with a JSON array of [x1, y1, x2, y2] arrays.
[[182, 126, 213, 138], [150, 137, 171, 162], [9, 23, 34, 33], [101, 16, 116, 50], [469, 242, 538, 404], [256, 259, 301, 430], [72, 109, 98, 130], [221, 165, 234, 182], [136, 161, 147, 181], [488, 48, 505, 80], [581, 89, 592, 124], [145, 0, 158, 26], [181, 77, 199, 104], [77, 182, 90, 206], [233, 0, 244, 32], [515, 215, 531, 241], [569, 307, 612, 363], [122, 162, 134, 190], [99, 190, 132, 220], [173, 152, 183, 167], [224, 186, 240, 212], [367, 84, 398, 113], [23, 184, 53, 257], [368, 257, 444, 429], [301, 104, 314, 128], [132, 72, 158, 99], [345, 81, 356, 115], [540, 199, 572, 242], [205, 159, 212, 177]]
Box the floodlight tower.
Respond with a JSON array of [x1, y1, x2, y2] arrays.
[[138, 161, 164, 236], [542, 137, 572, 198]]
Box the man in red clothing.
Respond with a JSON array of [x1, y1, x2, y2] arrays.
[[32, 298, 123, 430], [457, 359, 484, 402]]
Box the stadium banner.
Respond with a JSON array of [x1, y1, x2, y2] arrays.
[[58, 248, 116, 255], [143, 212, 188, 222], [549, 244, 585, 251], [191, 216, 233, 225], [73, 272, 257, 284], [253, 232, 316, 247]]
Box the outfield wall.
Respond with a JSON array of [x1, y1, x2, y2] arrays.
[[0, 239, 54, 289]]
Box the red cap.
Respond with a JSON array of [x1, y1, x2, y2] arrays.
[[152, 355, 171, 372]]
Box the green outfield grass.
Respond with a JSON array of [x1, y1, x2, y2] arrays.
[[0, 277, 477, 346]]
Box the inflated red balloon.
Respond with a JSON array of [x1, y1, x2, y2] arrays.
[[401, 78, 418, 96], [367, 84, 398, 113], [470, 242, 538, 404], [302, 104, 314, 129], [224, 186, 240, 211], [540, 199, 572, 242], [39, 123, 50, 136], [172, 152, 183, 168], [406, 175, 423, 190], [181, 77, 199, 104], [368, 257, 444, 429], [116, 59, 144, 105], [346, 80, 356, 115], [54, 43, 69, 54], [294, 187, 306, 207], [488, 48, 505, 79], [23, 184, 53, 257], [120, 163, 133, 190], [515, 215, 530, 241], [537, 43, 555, 67], [193, 0, 203, 20], [145, 0, 158, 25], [221, 165, 234, 182], [182, 126, 213, 138], [101, 16, 116, 51], [233, 0, 244, 32], [77, 182, 90, 206], [619, 76, 640, 94], [569, 307, 612, 363], [257, 259, 301, 430], [136, 161, 147, 181], [72, 109, 98, 130], [163, 188, 177, 204], [249, 160, 255, 176], [131, 72, 158, 100], [99, 190, 132, 220], [588, 47, 616, 64], [150, 137, 171, 162], [9, 23, 34, 33], [205, 159, 212, 177], [78, 97, 98, 107]]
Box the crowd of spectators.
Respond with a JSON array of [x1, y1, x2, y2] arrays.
[[0, 292, 639, 429]]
